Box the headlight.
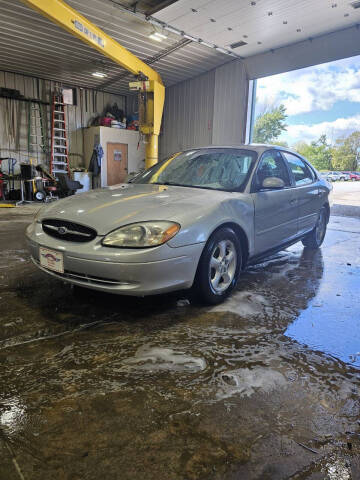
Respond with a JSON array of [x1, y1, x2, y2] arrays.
[[102, 221, 180, 248]]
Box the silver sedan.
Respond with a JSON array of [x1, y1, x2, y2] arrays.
[[26, 145, 332, 304]]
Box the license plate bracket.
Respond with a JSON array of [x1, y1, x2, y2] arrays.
[[39, 247, 64, 274]]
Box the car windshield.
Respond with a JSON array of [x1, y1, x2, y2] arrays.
[[132, 148, 257, 192]]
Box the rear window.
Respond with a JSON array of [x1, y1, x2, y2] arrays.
[[283, 152, 314, 186]]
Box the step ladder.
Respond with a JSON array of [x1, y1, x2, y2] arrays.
[[50, 93, 69, 178], [28, 101, 47, 155]]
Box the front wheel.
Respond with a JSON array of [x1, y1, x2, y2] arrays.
[[302, 206, 327, 249], [191, 227, 242, 305]]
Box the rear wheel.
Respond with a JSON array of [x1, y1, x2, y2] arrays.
[[302, 206, 327, 249], [192, 227, 242, 305]]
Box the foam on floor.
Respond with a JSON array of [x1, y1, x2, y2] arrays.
[[122, 345, 207, 372]]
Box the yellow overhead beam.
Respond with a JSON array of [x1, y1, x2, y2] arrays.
[[20, 0, 165, 168], [20, 0, 163, 84]]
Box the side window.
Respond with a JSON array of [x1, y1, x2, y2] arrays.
[[283, 152, 314, 186], [255, 151, 290, 189]]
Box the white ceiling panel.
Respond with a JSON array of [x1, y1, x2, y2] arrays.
[[155, 0, 360, 57]]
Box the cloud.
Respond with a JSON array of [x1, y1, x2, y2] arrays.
[[256, 57, 360, 116], [283, 115, 360, 145]]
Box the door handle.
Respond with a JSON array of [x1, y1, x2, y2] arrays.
[[290, 199, 297, 205]]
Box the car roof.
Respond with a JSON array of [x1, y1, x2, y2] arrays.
[[181, 144, 301, 156]]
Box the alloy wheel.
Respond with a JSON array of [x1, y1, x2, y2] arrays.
[[209, 240, 237, 294]]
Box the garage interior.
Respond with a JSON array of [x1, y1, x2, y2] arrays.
[[1, 0, 360, 479]]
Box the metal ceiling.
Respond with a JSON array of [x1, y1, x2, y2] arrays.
[[155, 0, 360, 58], [0, 0, 230, 95], [107, 0, 179, 15], [2, 0, 360, 97]]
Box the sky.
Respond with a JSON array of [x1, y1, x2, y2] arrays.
[[255, 55, 360, 147]]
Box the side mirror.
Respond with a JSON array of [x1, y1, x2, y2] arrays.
[[261, 177, 285, 189]]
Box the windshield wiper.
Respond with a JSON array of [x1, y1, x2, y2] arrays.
[[151, 182, 187, 187], [151, 182, 230, 191]]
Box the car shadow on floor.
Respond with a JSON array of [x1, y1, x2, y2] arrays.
[[9, 246, 324, 341]]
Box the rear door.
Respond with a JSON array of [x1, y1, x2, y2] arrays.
[[252, 150, 298, 255], [282, 152, 322, 236]]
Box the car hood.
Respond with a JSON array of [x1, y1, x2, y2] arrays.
[[38, 183, 230, 235]]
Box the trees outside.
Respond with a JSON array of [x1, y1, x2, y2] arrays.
[[332, 132, 360, 171], [292, 132, 360, 171], [294, 135, 332, 171], [271, 140, 289, 148], [252, 101, 360, 170], [252, 105, 287, 144]]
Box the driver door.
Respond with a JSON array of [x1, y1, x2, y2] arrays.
[[252, 150, 298, 255]]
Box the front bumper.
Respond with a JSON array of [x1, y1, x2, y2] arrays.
[[26, 222, 205, 296]]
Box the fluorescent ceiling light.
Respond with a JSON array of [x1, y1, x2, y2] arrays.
[[92, 71, 107, 78], [149, 31, 167, 41]]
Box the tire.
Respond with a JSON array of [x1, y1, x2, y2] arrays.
[[302, 206, 327, 249], [35, 190, 46, 202], [191, 227, 242, 305], [352, 178, 356, 182]]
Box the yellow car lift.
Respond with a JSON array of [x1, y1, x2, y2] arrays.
[[20, 0, 165, 169]]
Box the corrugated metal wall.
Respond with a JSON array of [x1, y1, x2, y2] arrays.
[[160, 69, 215, 158], [159, 59, 249, 159], [0, 71, 126, 169], [1, 62, 249, 168], [212, 60, 248, 145]]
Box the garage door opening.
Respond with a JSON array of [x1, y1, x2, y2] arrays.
[[249, 54, 360, 172]]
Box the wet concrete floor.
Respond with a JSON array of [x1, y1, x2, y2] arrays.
[[0, 208, 360, 479]]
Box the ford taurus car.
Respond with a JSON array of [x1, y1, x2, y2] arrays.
[[26, 145, 332, 304]]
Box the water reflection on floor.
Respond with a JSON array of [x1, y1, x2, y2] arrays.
[[0, 214, 359, 479], [285, 253, 360, 368]]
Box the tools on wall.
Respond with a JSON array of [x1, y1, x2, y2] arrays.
[[1, 88, 81, 205], [0, 157, 17, 201]]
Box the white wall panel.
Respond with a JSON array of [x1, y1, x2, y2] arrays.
[[244, 25, 360, 80], [160, 69, 215, 158], [212, 60, 248, 145], [160, 59, 249, 158]]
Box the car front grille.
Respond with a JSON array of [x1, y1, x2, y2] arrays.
[[42, 219, 97, 243]]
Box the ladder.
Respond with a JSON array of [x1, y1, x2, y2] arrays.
[[28, 100, 47, 155], [50, 93, 69, 178]]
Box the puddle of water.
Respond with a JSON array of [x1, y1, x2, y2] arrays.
[[0, 398, 25, 434], [285, 263, 360, 368], [0, 249, 27, 269]]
